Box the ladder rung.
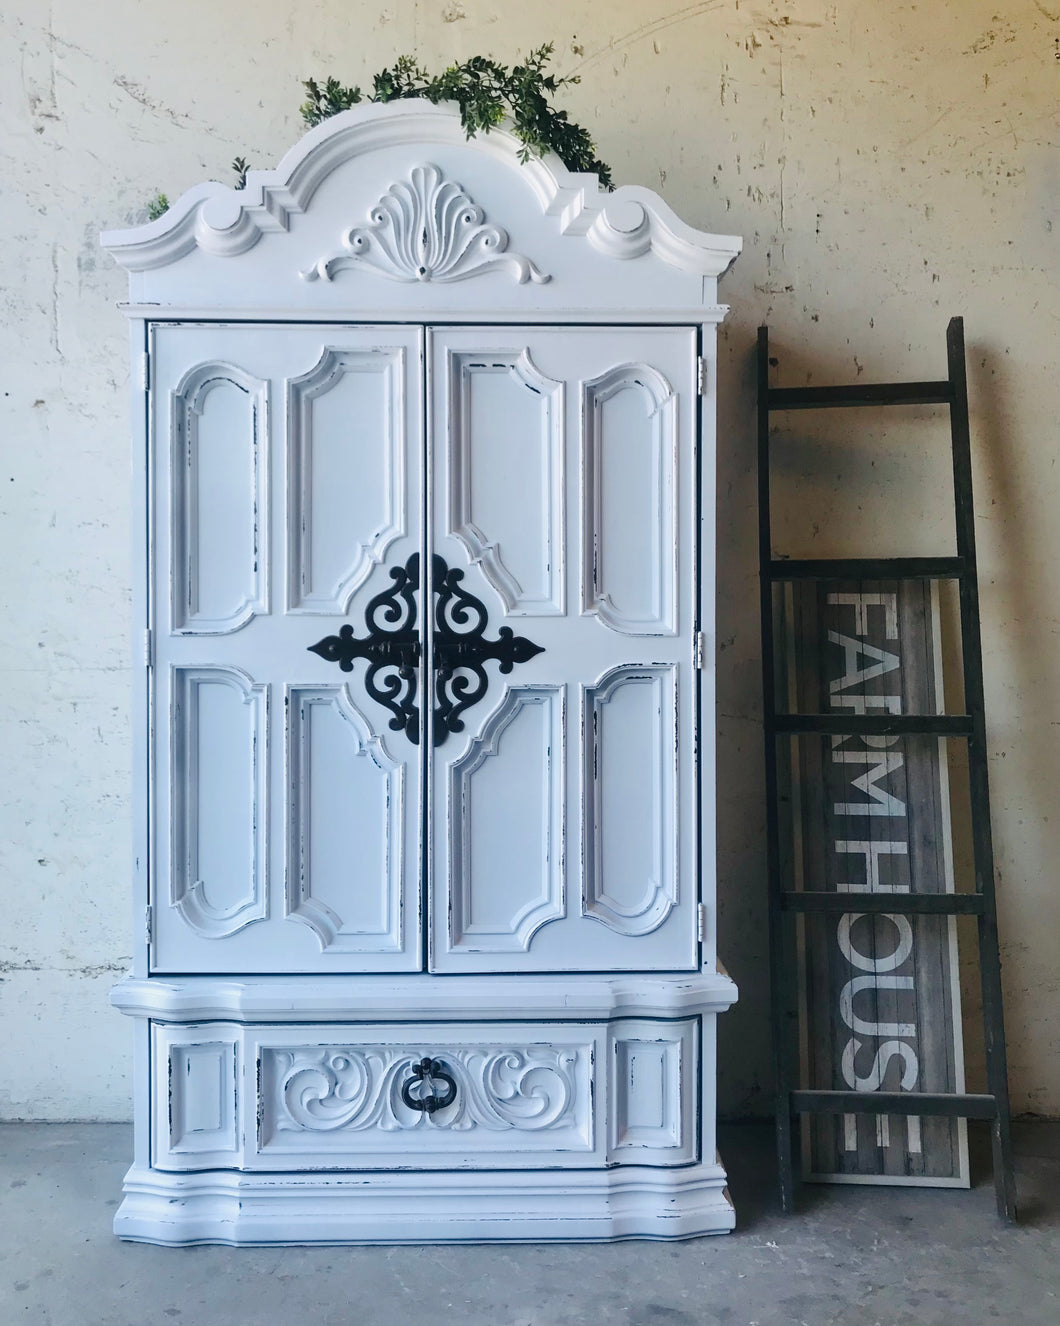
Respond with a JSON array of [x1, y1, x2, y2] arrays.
[[773, 713, 973, 737], [791, 1090, 998, 1120], [769, 556, 964, 581], [767, 381, 953, 410], [781, 891, 984, 916]]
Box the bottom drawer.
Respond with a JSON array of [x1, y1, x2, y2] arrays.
[[151, 1019, 699, 1172]]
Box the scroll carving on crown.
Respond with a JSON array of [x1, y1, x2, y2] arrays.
[[270, 1044, 579, 1132], [302, 163, 550, 286]]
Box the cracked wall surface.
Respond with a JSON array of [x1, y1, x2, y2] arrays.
[[0, 0, 1056, 1120]]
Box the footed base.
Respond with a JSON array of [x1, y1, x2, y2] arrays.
[[115, 1162, 736, 1245]]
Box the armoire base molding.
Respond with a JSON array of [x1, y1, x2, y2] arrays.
[[114, 1162, 735, 1245], [111, 970, 738, 1022]]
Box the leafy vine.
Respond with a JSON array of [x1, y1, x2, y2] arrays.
[[143, 44, 611, 218], [300, 46, 612, 186]]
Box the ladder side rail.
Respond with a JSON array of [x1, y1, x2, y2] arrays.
[[757, 326, 797, 1212], [946, 316, 1018, 1221]]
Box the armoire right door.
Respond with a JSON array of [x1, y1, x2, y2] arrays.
[[427, 326, 702, 974]]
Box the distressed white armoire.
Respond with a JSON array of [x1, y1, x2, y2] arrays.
[[102, 100, 741, 1244]]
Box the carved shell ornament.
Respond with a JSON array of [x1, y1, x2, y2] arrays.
[[302, 163, 550, 285]]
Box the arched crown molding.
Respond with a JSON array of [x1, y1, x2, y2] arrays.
[[100, 100, 741, 277]]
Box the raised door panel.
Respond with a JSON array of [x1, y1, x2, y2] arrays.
[[446, 685, 566, 953], [584, 664, 678, 937], [287, 347, 407, 613], [446, 348, 565, 615], [429, 326, 699, 973], [170, 363, 269, 634], [150, 324, 423, 973], [169, 665, 269, 938], [583, 365, 677, 634], [285, 685, 406, 954]]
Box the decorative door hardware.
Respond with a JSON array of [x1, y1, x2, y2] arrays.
[[431, 554, 544, 745], [400, 1057, 457, 1115], [308, 554, 544, 746], [308, 556, 421, 743]]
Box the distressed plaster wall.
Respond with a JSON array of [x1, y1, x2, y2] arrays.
[[0, 0, 1055, 1121]]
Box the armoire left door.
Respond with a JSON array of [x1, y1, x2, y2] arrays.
[[148, 323, 424, 973]]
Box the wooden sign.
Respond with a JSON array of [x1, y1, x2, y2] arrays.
[[781, 579, 969, 1185]]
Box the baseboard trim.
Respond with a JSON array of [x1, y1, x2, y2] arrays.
[[115, 1162, 736, 1245]]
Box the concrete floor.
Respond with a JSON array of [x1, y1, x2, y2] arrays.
[[0, 1122, 1056, 1326]]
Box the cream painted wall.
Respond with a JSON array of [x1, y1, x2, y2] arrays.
[[0, 0, 1055, 1121]]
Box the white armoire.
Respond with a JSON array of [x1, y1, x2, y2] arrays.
[[102, 100, 741, 1244]]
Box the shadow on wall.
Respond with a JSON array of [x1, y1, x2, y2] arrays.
[[714, 315, 770, 1120]]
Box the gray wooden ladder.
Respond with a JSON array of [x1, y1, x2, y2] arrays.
[[756, 316, 1017, 1220]]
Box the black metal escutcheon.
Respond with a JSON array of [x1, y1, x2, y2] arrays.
[[308, 553, 544, 746], [307, 554, 422, 743], [431, 554, 544, 747], [400, 1057, 457, 1115]]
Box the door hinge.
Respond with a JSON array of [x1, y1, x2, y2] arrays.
[[697, 356, 706, 395], [139, 351, 151, 391], [697, 903, 708, 943], [143, 628, 153, 669], [144, 905, 154, 947], [695, 630, 707, 669]]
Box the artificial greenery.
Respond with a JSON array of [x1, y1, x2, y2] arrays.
[[144, 43, 612, 219], [300, 46, 612, 186]]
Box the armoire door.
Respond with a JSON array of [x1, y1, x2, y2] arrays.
[[427, 326, 701, 973], [148, 324, 424, 973]]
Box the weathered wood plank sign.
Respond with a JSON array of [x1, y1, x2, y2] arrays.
[[782, 579, 969, 1185]]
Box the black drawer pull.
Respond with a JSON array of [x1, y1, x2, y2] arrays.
[[400, 1057, 457, 1114]]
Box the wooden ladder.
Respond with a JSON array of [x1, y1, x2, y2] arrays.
[[756, 316, 1017, 1220]]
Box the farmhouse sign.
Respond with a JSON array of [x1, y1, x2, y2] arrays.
[[783, 579, 969, 1185]]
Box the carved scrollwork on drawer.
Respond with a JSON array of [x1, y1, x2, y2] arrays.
[[272, 1044, 579, 1134]]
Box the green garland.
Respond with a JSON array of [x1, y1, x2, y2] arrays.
[[144, 45, 611, 217], [300, 46, 612, 187]]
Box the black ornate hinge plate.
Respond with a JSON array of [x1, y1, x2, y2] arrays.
[[307, 555, 421, 743], [431, 554, 544, 746], [307, 553, 543, 746]]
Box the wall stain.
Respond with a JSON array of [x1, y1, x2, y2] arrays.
[[565, 1, 728, 76], [112, 75, 190, 125]]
